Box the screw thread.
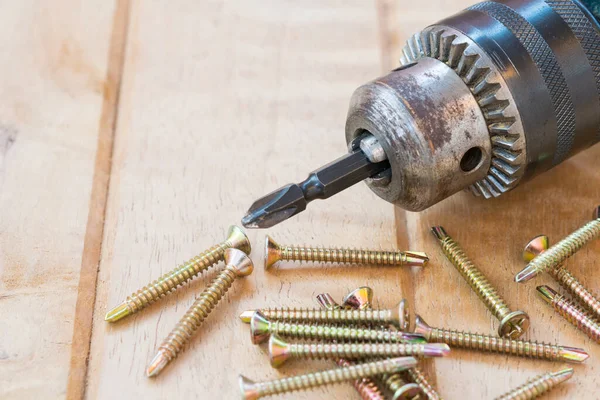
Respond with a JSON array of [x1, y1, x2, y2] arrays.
[[547, 292, 600, 343], [551, 267, 600, 319], [495, 370, 572, 400], [253, 358, 410, 397], [257, 307, 395, 326], [289, 342, 431, 360], [281, 245, 414, 266], [158, 266, 237, 361], [125, 242, 229, 314], [525, 219, 600, 276], [383, 373, 408, 393], [336, 359, 385, 400], [266, 320, 408, 342], [429, 327, 562, 360], [436, 235, 510, 320], [406, 368, 443, 400]]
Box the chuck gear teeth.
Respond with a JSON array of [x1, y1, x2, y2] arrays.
[[400, 27, 526, 198]]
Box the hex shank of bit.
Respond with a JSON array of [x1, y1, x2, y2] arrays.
[[494, 368, 574, 400], [239, 357, 417, 399], [406, 368, 443, 400], [249, 307, 401, 327], [517, 216, 600, 282], [537, 286, 600, 343]]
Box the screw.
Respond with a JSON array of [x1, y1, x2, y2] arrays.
[[264, 235, 429, 269], [268, 334, 449, 368], [537, 285, 600, 343], [238, 357, 418, 400], [105, 225, 250, 322], [383, 373, 424, 400], [524, 235, 600, 320], [494, 368, 574, 400], [516, 206, 600, 283], [239, 301, 410, 329], [405, 368, 443, 400], [249, 311, 426, 345], [146, 248, 253, 377], [342, 286, 374, 310], [319, 290, 386, 400], [431, 226, 529, 339], [414, 314, 588, 363], [336, 358, 386, 400]]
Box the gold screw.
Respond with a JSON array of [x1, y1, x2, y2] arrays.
[[146, 248, 253, 377], [494, 368, 574, 400], [432, 226, 529, 339], [238, 357, 418, 400], [383, 373, 424, 400], [405, 368, 443, 400], [516, 206, 600, 283], [414, 314, 589, 363], [524, 235, 600, 320], [249, 311, 426, 345], [537, 285, 600, 343], [239, 301, 410, 329], [105, 225, 250, 322], [267, 334, 450, 368], [264, 235, 428, 269], [319, 289, 386, 400]]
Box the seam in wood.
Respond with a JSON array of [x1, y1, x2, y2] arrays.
[[65, 1, 131, 399]]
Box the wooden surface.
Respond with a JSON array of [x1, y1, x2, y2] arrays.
[[1, 1, 600, 399]]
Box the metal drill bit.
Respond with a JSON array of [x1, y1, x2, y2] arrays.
[[414, 314, 589, 363], [494, 368, 574, 400], [249, 311, 427, 345], [268, 334, 449, 368], [537, 285, 600, 343], [515, 206, 600, 283], [241, 134, 390, 229], [239, 357, 417, 399]]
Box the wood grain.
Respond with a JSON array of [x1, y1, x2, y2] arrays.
[[86, 1, 399, 399], [0, 1, 116, 399]]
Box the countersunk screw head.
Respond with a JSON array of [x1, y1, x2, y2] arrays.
[[227, 225, 252, 255], [413, 314, 432, 338], [498, 311, 530, 339], [250, 311, 271, 344], [264, 235, 281, 270], [342, 287, 373, 310], [523, 235, 549, 262], [594, 206, 600, 220], [238, 375, 259, 400], [225, 248, 254, 277], [393, 299, 410, 331], [393, 383, 423, 400], [268, 334, 291, 368]]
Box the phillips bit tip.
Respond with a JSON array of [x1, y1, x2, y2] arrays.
[[242, 136, 390, 229]]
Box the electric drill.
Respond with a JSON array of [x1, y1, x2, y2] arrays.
[[242, 0, 600, 229]]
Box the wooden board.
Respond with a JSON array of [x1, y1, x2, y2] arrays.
[[0, 1, 118, 399], [3, 0, 600, 399]]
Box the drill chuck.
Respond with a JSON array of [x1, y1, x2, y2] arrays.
[[243, 0, 600, 228], [347, 0, 600, 210]]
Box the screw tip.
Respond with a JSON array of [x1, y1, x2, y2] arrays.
[[430, 226, 448, 241], [423, 343, 451, 357], [146, 351, 170, 378], [390, 356, 418, 371], [239, 310, 255, 323], [536, 285, 557, 303], [515, 266, 539, 283], [559, 346, 590, 363], [104, 302, 131, 323], [552, 367, 575, 384], [404, 251, 430, 267]]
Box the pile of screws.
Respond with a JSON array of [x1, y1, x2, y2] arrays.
[[103, 206, 600, 398]]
